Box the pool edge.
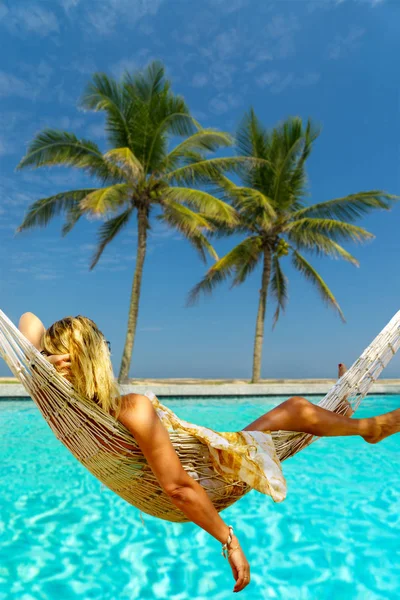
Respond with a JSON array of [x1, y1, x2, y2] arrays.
[[2, 380, 400, 398]]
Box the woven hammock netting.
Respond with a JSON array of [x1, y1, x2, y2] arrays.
[[0, 309, 399, 523]]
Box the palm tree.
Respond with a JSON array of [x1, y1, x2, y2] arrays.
[[17, 61, 247, 382], [188, 110, 397, 383]]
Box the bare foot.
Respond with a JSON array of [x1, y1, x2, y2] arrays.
[[337, 363, 354, 417], [363, 408, 400, 444]]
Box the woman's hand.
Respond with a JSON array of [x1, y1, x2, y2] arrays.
[[227, 536, 251, 593], [45, 353, 71, 377]]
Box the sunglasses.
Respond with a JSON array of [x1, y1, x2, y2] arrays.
[[106, 340, 111, 352]]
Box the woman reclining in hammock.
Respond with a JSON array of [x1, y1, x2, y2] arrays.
[[18, 311, 400, 594]]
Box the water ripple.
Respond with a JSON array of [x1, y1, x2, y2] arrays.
[[0, 396, 399, 599]]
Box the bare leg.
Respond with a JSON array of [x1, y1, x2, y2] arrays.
[[243, 362, 351, 434], [261, 362, 353, 454], [243, 382, 400, 445]]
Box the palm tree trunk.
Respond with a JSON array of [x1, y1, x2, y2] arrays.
[[251, 247, 272, 383], [118, 205, 148, 382]]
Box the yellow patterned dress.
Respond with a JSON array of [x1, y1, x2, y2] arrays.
[[144, 390, 287, 503]]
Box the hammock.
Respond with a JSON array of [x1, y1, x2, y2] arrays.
[[0, 308, 399, 523]]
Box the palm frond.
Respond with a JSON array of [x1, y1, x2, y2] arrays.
[[80, 72, 131, 148], [17, 130, 123, 183], [211, 173, 238, 194], [184, 229, 219, 263], [230, 237, 264, 287], [123, 80, 156, 163], [122, 61, 198, 171], [180, 150, 208, 166], [292, 250, 345, 321], [235, 109, 273, 190], [152, 109, 200, 139], [187, 236, 263, 305], [273, 135, 308, 209], [270, 255, 288, 327], [289, 119, 320, 198], [90, 208, 133, 269], [162, 129, 233, 171], [287, 218, 374, 243], [291, 192, 397, 222], [236, 108, 268, 158], [210, 173, 277, 232], [270, 118, 320, 210], [195, 215, 249, 239], [123, 60, 166, 104], [167, 156, 270, 186], [288, 232, 359, 265], [157, 202, 217, 263], [126, 99, 168, 170], [164, 187, 238, 226], [104, 147, 143, 181], [62, 204, 83, 236], [80, 184, 131, 215], [145, 113, 204, 173], [16, 189, 97, 232], [231, 188, 277, 230], [152, 105, 201, 144]]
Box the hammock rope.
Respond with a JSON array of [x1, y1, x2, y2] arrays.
[[0, 308, 399, 523]]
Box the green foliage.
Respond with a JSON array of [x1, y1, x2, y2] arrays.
[[17, 61, 236, 267], [292, 250, 345, 322], [90, 208, 133, 269], [16, 66, 397, 341], [17, 189, 97, 232], [190, 111, 397, 325], [270, 255, 288, 327], [187, 236, 263, 305]]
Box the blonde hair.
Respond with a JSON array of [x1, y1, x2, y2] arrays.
[[42, 315, 121, 416]]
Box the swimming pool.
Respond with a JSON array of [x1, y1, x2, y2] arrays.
[[1, 395, 399, 600]]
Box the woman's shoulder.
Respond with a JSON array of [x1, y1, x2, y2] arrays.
[[120, 390, 155, 404], [119, 390, 157, 415], [118, 391, 165, 433]]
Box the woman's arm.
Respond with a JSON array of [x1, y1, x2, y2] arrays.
[[18, 312, 71, 374], [18, 312, 46, 350], [119, 393, 250, 592]]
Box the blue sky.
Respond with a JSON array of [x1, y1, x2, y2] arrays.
[[1, 0, 399, 379]]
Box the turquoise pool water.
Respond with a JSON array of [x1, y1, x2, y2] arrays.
[[1, 395, 399, 600]]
